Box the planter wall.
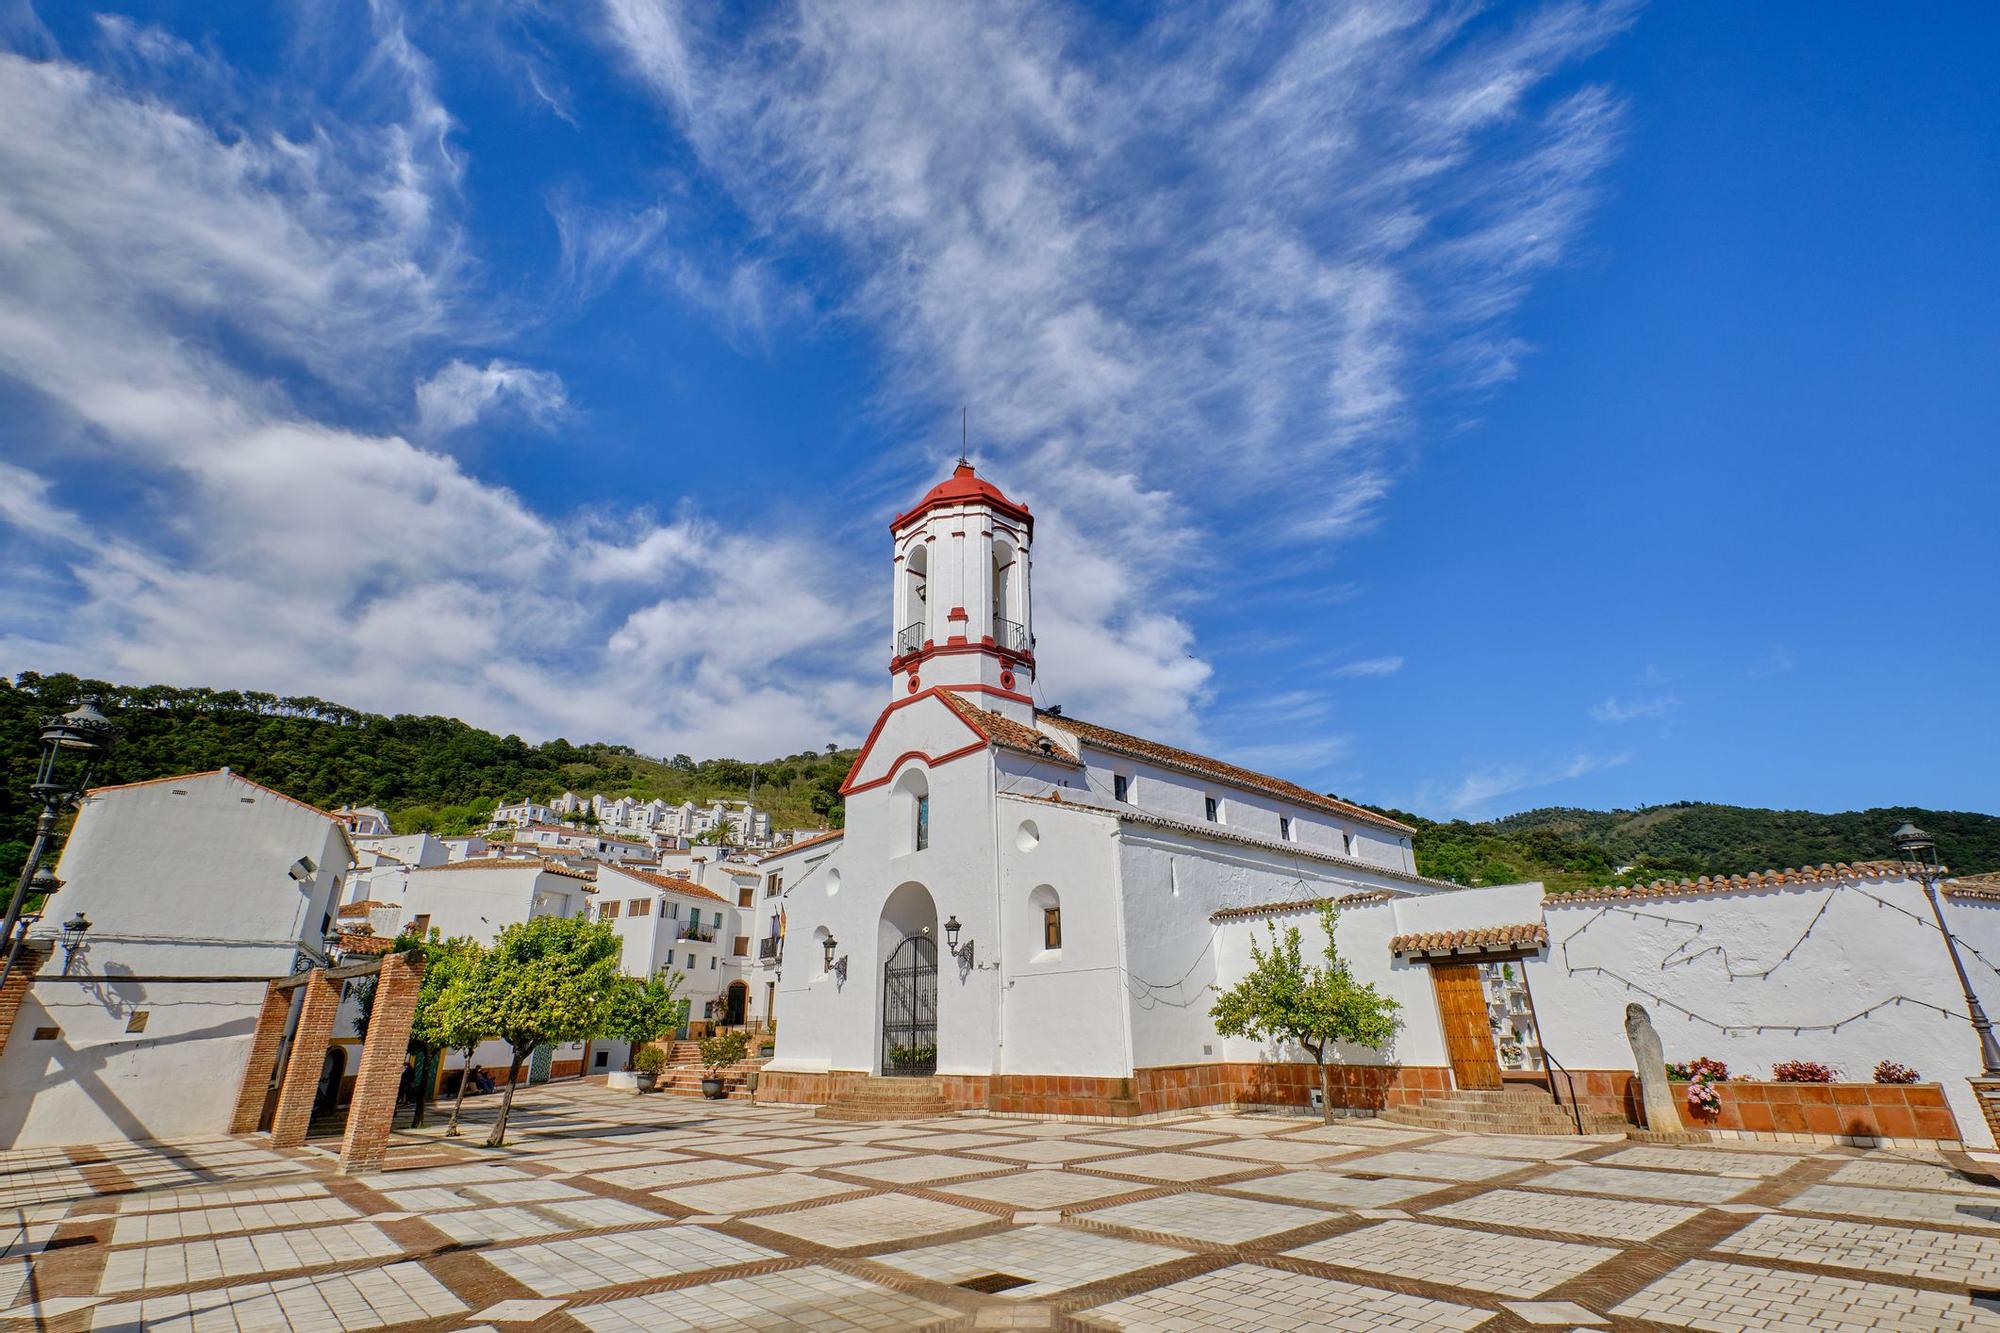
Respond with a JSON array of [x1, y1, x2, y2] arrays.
[[1672, 1078, 1958, 1141]]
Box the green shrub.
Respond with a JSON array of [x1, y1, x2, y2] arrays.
[[700, 1029, 751, 1071], [634, 1044, 668, 1076]]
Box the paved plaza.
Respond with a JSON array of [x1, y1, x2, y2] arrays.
[[4, 1083, 2000, 1331]]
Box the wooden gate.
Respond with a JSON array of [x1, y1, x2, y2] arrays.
[[1430, 962, 1501, 1089]]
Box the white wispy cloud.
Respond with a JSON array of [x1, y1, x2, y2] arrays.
[[1432, 750, 1631, 816], [0, 23, 869, 758], [595, 0, 1633, 742], [415, 359, 568, 436], [1589, 692, 1678, 723], [1331, 655, 1406, 679]]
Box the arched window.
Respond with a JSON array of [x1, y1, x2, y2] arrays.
[[1029, 884, 1061, 953], [894, 767, 930, 855], [901, 544, 928, 653], [992, 539, 1019, 649]]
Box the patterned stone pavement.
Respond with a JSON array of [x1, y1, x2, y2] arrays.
[[4, 1080, 2000, 1331]]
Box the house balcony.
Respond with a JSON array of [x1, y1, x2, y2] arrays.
[[677, 925, 718, 943], [896, 621, 925, 656]]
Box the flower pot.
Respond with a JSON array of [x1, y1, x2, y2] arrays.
[[635, 1072, 658, 1093], [607, 1070, 639, 1092], [701, 1076, 726, 1099]]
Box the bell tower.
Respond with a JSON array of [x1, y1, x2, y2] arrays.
[[889, 462, 1035, 721]]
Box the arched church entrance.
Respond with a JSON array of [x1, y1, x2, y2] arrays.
[[879, 882, 939, 1076]]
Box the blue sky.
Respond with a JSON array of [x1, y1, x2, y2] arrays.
[[0, 3, 1992, 821]]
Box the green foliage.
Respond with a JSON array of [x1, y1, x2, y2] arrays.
[[0, 672, 853, 849], [467, 914, 622, 1145], [634, 1044, 668, 1076], [1210, 903, 1401, 1071], [699, 1028, 751, 1072], [350, 931, 485, 1053], [1362, 799, 2000, 890], [604, 972, 687, 1049]]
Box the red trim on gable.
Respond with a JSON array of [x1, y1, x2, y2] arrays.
[[889, 640, 1036, 673], [844, 740, 989, 796], [838, 687, 989, 795]]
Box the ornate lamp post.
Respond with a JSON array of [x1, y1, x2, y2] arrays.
[[1894, 821, 2000, 1076], [0, 701, 117, 985]]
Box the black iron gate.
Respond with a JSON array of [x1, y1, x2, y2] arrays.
[[882, 935, 938, 1076]]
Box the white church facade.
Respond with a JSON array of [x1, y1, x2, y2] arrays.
[[761, 463, 2000, 1146], [761, 463, 1463, 1114]]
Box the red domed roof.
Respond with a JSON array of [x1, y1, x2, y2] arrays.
[[891, 462, 1033, 534]]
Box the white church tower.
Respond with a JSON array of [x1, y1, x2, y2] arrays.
[[889, 461, 1035, 722]]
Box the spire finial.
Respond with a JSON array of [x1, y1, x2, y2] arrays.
[[958, 407, 969, 468]]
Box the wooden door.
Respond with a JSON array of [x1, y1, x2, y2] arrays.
[[1431, 962, 1502, 1089]]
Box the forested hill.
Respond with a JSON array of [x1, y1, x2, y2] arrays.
[[1367, 801, 2000, 892], [7, 672, 1994, 891], [0, 673, 853, 874]]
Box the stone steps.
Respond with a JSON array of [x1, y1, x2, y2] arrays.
[[1381, 1086, 1629, 1136], [818, 1076, 956, 1121]]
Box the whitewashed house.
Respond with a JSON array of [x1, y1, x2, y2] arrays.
[[0, 769, 351, 1147]]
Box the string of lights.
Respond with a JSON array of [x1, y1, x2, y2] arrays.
[[1558, 872, 1977, 1037]]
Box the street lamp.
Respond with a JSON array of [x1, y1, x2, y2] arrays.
[[1894, 821, 2000, 1076], [59, 911, 90, 975], [0, 701, 117, 985], [943, 914, 974, 969]]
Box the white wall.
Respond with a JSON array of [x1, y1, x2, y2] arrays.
[[1136, 833, 1453, 1074], [1526, 877, 2000, 1147], [0, 770, 351, 1148]]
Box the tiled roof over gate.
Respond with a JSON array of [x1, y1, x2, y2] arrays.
[[1388, 922, 1548, 957]]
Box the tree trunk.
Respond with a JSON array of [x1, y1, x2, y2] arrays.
[[446, 1047, 476, 1137], [1318, 1056, 1333, 1125], [486, 1049, 526, 1147], [409, 1049, 432, 1129]]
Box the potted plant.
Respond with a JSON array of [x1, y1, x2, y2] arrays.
[[634, 1044, 667, 1093], [698, 1029, 750, 1098]]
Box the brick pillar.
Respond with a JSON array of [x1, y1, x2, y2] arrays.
[[228, 984, 297, 1134], [268, 971, 342, 1149], [339, 952, 425, 1175], [0, 943, 52, 1057]]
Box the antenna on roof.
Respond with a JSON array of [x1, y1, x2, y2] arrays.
[[959, 407, 968, 467]]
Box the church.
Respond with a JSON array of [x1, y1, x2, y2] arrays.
[[758, 462, 1462, 1117]]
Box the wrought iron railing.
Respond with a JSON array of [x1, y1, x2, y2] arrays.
[[1542, 1048, 1585, 1135], [994, 617, 1029, 653], [758, 937, 781, 961], [678, 925, 717, 943], [896, 622, 925, 656]]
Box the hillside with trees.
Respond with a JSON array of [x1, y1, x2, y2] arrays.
[[6, 671, 1993, 888], [1367, 801, 2000, 891], [0, 673, 851, 875]]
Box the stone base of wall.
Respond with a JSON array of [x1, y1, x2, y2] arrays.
[[757, 1062, 1454, 1119], [1672, 1079, 1959, 1141]]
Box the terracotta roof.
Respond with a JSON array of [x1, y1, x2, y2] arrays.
[[759, 829, 844, 862], [1036, 714, 1414, 835], [938, 691, 1080, 763], [1553, 860, 1930, 906], [1946, 872, 2000, 902], [84, 768, 343, 824], [1209, 889, 1409, 922], [1389, 922, 1548, 956], [1075, 799, 1454, 891], [337, 901, 386, 918], [600, 866, 728, 903], [892, 461, 1032, 534], [336, 929, 394, 956]]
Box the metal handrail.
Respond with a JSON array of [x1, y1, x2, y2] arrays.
[[896, 622, 925, 656], [994, 617, 1029, 652], [1541, 1048, 1585, 1135]]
